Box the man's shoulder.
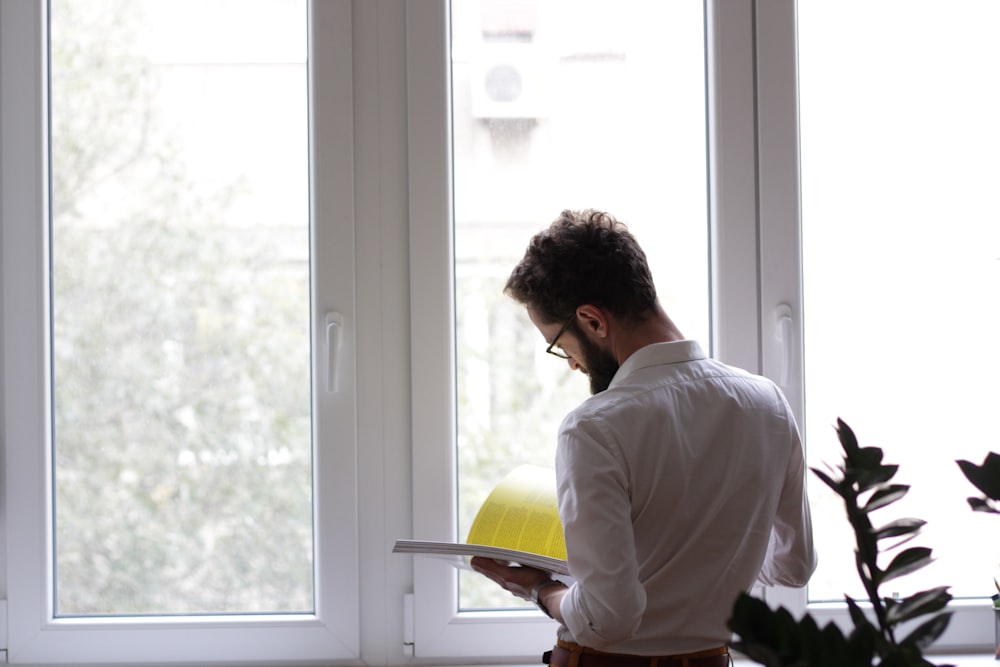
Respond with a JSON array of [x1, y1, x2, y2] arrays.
[[566, 358, 788, 424]]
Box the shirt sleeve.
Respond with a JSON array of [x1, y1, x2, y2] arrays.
[[555, 416, 647, 648], [757, 424, 817, 587]]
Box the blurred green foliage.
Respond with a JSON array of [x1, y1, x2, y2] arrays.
[[50, 0, 312, 614], [729, 419, 953, 667]]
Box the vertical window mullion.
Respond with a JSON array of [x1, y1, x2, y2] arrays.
[[751, 0, 806, 615], [706, 0, 762, 373], [2, 0, 54, 656]]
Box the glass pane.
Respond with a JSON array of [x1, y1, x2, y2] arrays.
[[49, 0, 311, 615], [799, 1, 1000, 603], [451, 0, 709, 609]]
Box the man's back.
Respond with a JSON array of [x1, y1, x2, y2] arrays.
[[554, 340, 816, 655]]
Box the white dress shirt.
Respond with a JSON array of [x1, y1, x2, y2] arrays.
[[555, 340, 816, 655]]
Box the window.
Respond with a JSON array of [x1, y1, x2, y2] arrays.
[[451, 0, 709, 612], [798, 0, 1000, 644], [4, 0, 996, 664], [49, 0, 313, 617], [410, 0, 997, 658], [407, 0, 802, 658], [3, 1, 359, 662]]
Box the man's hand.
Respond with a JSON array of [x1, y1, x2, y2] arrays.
[[469, 556, 567, 621], [469, 556, 549, 600]]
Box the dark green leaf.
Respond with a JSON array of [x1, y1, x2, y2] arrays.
[[880, 547, 934, 585], [967, 497, 1000, 514], [728, 594, 806, 666], [878, 530, 921, 553], [885, 586, 951, 625], [836, 418, 859, 455], [957, 454, 1000, 500], [801, 618, 859, 667], [879, 650, 943, 667], [871, 517, 924, 541], [845, 596, 874, 631], [811, 467, 845, 496], [847, 446, 885, 470], [864, 484, 909, 512], [899, 611, 953, 650], [853, 464, 899, 493], [844, 619, 880, 665]]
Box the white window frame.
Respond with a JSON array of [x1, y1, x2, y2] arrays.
[[406, 0, 993, 657], [1, 1, 361, 663], [719, 0, 991, 653], [762, 0, 992, 651], [405, 0, 787, 658]]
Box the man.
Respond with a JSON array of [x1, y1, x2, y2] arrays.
[[471, 209, 816, 667]]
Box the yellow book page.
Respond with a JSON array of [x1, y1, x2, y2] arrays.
[[466, 464, 566, 561]]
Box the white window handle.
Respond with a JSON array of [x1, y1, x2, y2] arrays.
[[325, 311, 344, 393], [775, 304, 793, 388]]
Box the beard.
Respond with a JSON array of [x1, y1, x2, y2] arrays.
[[576, 333, 620, 395]]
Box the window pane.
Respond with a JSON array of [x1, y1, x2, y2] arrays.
[[799, 0, 1000, 603], [49, 0, 311, 615], [451, 0, 709, 609]]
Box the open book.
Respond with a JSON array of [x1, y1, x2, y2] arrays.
[[393, 464, 569, 577]]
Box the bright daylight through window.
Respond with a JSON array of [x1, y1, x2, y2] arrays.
[[799, 0, 1000, 605], [49, 0, 311, 615], [450, 0, 709, 610]]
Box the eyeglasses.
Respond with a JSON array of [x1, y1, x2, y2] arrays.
[[545, 314, 576, 359]]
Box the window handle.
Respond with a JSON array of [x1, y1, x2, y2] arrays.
[[325, 311, 344, 393], [775, 304, 794, 388]]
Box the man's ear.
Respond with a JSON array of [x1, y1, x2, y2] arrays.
[[575, 304, 609, 339]]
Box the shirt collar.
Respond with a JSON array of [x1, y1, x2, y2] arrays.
[[609, 340, 708, 389]]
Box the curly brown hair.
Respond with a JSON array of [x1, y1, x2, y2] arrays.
[[504, 209, 658, 325]]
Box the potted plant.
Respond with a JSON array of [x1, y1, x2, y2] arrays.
[[957, 452, 1000, 651], [728, 418, 953, 667], [957, 453, 1000, 515]]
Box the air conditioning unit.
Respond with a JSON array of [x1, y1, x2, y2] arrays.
[[470, 42, 550, 120]]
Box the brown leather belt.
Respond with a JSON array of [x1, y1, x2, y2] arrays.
[[546, 640, 730, 667]]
